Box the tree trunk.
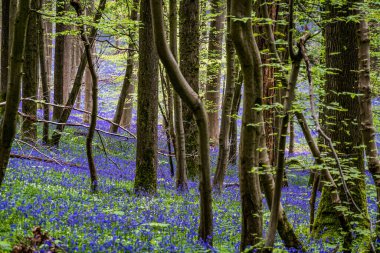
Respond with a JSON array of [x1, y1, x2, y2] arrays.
[[110, 0, 138, 133], [134, 0, 159, 194], [37, 0, 50, 145], [228, 70, 242, 165], [231, 1, 264, 250], [205, 0, 224, 145], [0, 0, 31, 187], [53, 0, 66, 121], [169, 0, 188, 191], [0, 0, 10, 103], [314, 1, 370, 248], [213, 0, 235, 192], [179, 0, 200, 180], [356, 14, 380, 241], [21, 0, 38, 142], [50, 0, 107, 146], [150, 0, 213, 244]]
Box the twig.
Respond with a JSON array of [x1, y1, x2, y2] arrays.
[[15, 139, 63, 166]]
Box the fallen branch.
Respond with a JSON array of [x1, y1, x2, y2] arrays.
[[10, 153, 87, 169]]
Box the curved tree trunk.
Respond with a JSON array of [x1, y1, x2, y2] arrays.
[[0, 0, 10, 103], [71, 0, 99, 192], [231, 0, 264, 250], [150, 0, 213, 244], [0, 0, 31, 187]]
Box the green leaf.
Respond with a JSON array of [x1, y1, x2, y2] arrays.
[[0, 241, 12, 252]]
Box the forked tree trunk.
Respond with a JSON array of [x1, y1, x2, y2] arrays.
[[134, 0, 159, 194], [205, 0, 224, 145], [0, 0, 31, 187], [150, 0, 213, 244], [231, 0, 264, 250], [213, 0, 235, 192]]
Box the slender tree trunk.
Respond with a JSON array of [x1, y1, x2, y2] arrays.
[[53, 0, 66, 121], [120, 81, 134, 128], [71, 0, 99, 192], [288, 115, 295, 155], [50, 0, 107, 146], [150, 0, 213, 244], [169, 0, 187, 191], [231, 1, 264, 250], [357, 16, 380, 240], [134, 0, 159, 194], [213, 0, 234, 192], [0, 0, 31, 187], [21, 0, 38, 142], [228, 70, 242, 165], [110, 0, 138, 133], [205, 0, 224, 145], [179, 0, 200, 180], [37, 1, 50, 145], [0, 0, 10, 103]]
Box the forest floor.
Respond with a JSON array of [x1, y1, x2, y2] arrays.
[[0, 67, 379, 252]]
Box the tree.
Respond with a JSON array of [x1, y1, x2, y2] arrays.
[[213, 0, 234, 192], [134, 0, 159, 194], [231, 0, 264, 250], [179, 0, 200, 179], [150, 0, 213, 243], [53, 0, 66, 121], [0, 0, 31, 187], [21, 0, 38, 142], [205, 0, 224, 145], [169, 0, 188, 191], [1, 0, 10, 104], [313, 0, 370, 248], [110, 0, 139, 133]]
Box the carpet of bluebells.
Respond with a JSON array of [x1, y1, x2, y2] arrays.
[[0, 59, 379, 253]]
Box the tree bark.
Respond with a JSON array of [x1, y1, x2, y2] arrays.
[[71, 0, 99, 192], [0, 0, 31, 187], [205, 0, 224, 145], [213, 0, 235, 192], [150, 0, 213, 244], [231, 1, 264, 250], [169, 0, 188, 191], [110, 0, 139, 133], [357, 15, 380, 240], [179, 0, 200, 180], [0, 0, 10, 103], [134, 0, 159, 194], [314, 1, 370, 248], [53, 0, 66, 121], [50, 0, 107, 146], [21, 0, 38, 142]]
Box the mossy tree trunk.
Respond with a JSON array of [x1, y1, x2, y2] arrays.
[[134, 0, 159, 194], [179, 0, 200, 180], [313, 0, 370, 249]]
